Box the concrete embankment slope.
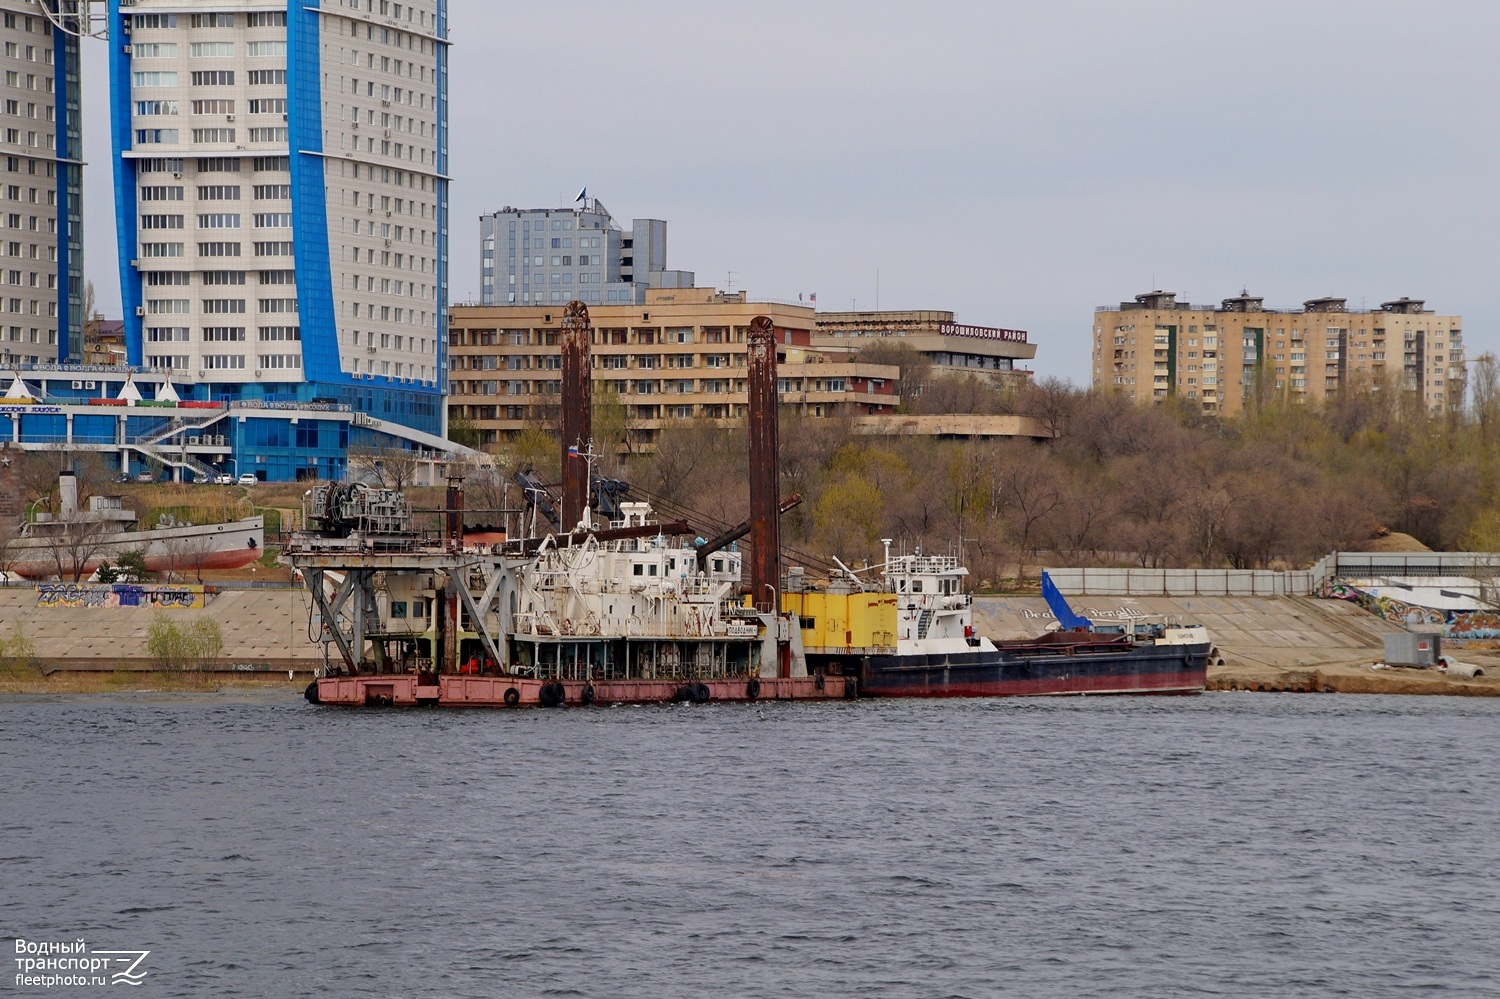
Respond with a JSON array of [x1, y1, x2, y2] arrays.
[[973, 593, 1500, 696], [0, 586, 321, 670]]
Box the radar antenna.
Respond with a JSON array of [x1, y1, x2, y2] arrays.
[[33, 1, 108, 41]]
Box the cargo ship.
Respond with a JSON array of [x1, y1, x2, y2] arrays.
[[784, 546, 1211, 697]]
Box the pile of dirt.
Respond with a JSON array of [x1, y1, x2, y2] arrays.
[[1362, 532, 1432, 553]]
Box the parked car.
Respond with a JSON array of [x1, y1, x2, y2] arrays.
[[136, 471, 154, 483], [213, 473, 235, 485], [237, 473, 259, 486]]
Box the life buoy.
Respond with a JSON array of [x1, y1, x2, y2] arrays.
[[582, 684, 596, 705], [503, 687, 520, 706], [745, 678, 761, 700]]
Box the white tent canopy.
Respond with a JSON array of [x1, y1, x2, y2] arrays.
[[117, 375, 143, 403], [3, 374, 33, 400], [156, 379, 180, 403]]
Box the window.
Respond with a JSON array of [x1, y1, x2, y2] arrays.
[[253, 213, 292, 228], [252, 157, 289, 172], [247, 127, 288, 143], [132, 72, 179, 88], [257, 325, 301, 341], [131, 14, 177, 28], [257, 354, 302, 369], [247, 70, 287, 86], [189, 42, 235, 58], [135, 129, 179, 144], [134, 100, 179, 116], [139, 214, 184, 230], [253, 184, 291, 199], [144, 271, 190, 286], [197, 242, 242, 257], [257, 270, 295, 285], [201, 270, 246, 285], [147, 299, 190, 314], [202, 299, 246, 314], [145, 326, 190, 342], [190, 71, 235, 87], [191, 128, 236, 143], [247, 12, 287, 27], [197, 185, 241, 200], [141, 242, 185, 258], [197, 157, 241, 173], [257, 298, 298, 313], [190, 13, 234, 28], [254, 241, 294, 256], [246, 41, 287, 57], [202, 326, 246, 341], [191, 99, 236, 115], [203, 354, 246, 369], [197, 213, 241, 228], [247, 98, 287, 115]]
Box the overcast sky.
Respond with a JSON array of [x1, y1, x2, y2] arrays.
[[82, 0, 1500, 385]]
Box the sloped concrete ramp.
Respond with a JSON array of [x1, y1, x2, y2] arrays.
[[0, 587, 322, 668], [973, 593, 1394, 670]]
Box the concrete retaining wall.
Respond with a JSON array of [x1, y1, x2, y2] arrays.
[[0, 586, 322, 669]]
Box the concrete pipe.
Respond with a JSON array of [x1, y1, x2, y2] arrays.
[[1441, 660, 1483, 679]]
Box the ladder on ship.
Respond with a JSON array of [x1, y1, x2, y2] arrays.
[[916, 609, 934, 639]]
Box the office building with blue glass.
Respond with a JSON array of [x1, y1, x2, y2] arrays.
[[97, 0, 454, 480]]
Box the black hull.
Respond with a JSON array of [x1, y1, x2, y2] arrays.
[[843, 641, 1211, 698]]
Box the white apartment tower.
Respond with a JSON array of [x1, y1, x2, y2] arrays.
[[0, 1, 82, 365], [109, 0, 448, 435]]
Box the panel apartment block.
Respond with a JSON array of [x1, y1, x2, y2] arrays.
[[0, 1, 81, 365], [1092, 290, 1465, 417]]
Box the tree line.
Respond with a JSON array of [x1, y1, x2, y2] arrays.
[[483, 355, 1500, 587]]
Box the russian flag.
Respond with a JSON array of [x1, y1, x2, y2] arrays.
[[567, 445, 580, 458]]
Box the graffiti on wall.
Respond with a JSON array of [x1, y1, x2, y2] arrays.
[[35, 583, 209, 609], [1325, 580, 1500, 643]]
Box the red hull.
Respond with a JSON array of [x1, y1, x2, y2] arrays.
[[313, 674, 849, 707]]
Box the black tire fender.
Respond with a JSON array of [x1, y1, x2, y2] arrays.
[[503, 686, 520, 706], [582, 684, 596, 705], [304, 681, 320, 704], [745, 678, 761, 700], [691, 682, 711, 704]]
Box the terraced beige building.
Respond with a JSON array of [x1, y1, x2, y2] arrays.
[[448, 289, 900, 449]]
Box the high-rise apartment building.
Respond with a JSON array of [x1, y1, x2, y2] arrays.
[[109, 0, 449, 436], [1092, 290, 1465, 416], [478, 197, 693, 307], [0, 1, 82, 365]]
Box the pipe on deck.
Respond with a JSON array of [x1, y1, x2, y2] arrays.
[[747, 316, 780, 617], [560, 300, 592, 532]]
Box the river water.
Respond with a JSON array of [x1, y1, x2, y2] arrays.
[[3, 692, 1498, 998]]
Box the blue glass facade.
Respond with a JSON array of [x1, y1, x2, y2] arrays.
[[108, 0, 448, 454]]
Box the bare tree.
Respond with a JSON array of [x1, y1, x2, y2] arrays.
[[348, 446, 420, 490], [45, 519, 112, 582]]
